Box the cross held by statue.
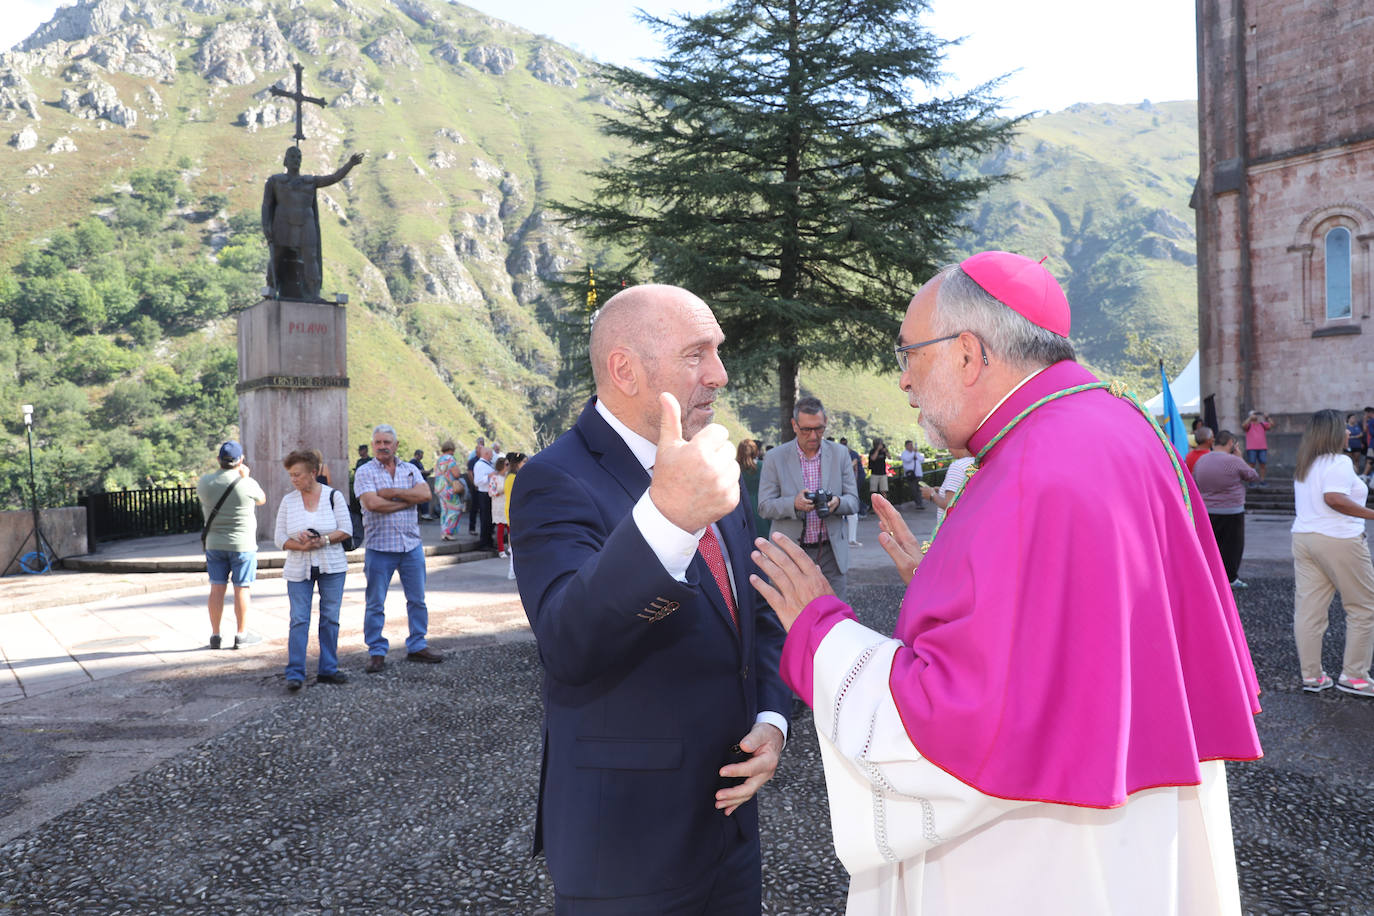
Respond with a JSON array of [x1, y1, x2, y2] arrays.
[[269, 62, 326, 143]]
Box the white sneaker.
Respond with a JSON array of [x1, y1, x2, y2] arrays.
[[848, 540, 862, 547], [1302, 673, 1333, 693], [1337, 674, 1374, 697], [1230, 578, 1248, 589]]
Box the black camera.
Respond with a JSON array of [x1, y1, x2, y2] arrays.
[[805, 489, 834, 517]]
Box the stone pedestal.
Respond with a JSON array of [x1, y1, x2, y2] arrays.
[[237, 298, 348, 541]]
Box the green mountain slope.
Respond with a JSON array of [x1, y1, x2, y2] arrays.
[[0, 0, 1201, 506], [0, 0, 625, 501], [958, 100, 1199, 384], [773, 100, 1200, 450]]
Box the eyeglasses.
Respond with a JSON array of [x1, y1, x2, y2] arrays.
[[795, 422, 826, 435], [893, 332, 989, 372]]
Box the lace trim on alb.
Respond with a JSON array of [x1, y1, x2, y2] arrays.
[[833, 637, 944, 861]]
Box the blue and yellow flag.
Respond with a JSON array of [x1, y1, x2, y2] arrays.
[[1160, 360, 1189, 456]]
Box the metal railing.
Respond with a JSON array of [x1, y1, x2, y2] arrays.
[[78, 487, 202, 544]]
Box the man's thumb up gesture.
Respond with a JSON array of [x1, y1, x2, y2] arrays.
[[650, 392, 741, 533]]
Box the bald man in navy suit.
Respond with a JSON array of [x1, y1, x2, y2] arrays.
[[510, 285, 790, 914]]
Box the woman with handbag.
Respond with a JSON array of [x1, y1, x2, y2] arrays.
[[274, 448, 354, 692], [433, 440, 467, 540]]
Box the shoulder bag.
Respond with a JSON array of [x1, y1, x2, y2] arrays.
[[200, 476, 241, 550], [329, 488, 361, 551]]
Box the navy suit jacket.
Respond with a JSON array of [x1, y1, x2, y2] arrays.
[[510, 398, 791, 900]]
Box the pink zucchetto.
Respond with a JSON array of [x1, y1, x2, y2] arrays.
[[960, 250, 1071, 337]]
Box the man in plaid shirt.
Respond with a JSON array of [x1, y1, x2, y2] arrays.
[[355, 424, 444, 673], [755, 397, 860, 601]]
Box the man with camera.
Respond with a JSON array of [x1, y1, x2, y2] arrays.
[[757, 396, 860, 602]]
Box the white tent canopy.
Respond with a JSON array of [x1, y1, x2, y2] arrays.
[[1144, 350, 1200, 415]]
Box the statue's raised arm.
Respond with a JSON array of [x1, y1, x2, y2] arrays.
[[315, 151, 365, 189]]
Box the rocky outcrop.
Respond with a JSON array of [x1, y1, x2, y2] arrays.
[[465, 45, 515, 76], [470, 156, 501, 183], [391, 0, 439, 27], [432, 42, 463, 68], [322, 67, 382, 108], [0, 68, 40, 121], [1137, 235, 1197, 266], [506, 211, 573, 283], [400, 234, 485, 306], [20, 0, 165, 51], [59, 79, 138, 126], [49, 136, 78, 152], [434, 127, 464, 144], [63, 60, 102, 82], [527, 47, 577, 88], [284, 17, 322, 54], [497, 171, 525, 219], [1143, 207, 1193, 241], [195, 16, 290, 86], [236, 96, 312, 133], [362, 29, 419, 71], [429, 150, 458, 169], [83, 26, 177, 82], [9, 126, 37, 150]]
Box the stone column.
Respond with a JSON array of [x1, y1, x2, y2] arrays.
[[237, 298, 348, 541]]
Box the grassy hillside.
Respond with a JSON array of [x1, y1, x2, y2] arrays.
[[0, 0, 1202, 506], [956, 100, 1199, 390], [0, 0, 627, 501]]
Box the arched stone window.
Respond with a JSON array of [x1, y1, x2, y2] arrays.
[[1290, 204, 1372, 334], [1326, 226, 1352, 320]]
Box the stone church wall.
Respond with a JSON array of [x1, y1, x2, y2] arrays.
[[1195, 0, 1374, 466]]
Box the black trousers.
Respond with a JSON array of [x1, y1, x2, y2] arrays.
[[1209, 512, 1245, 582], [475, 491, 494, 547]]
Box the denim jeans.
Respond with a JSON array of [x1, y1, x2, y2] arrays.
[[285, 571, 345, 682], [363, 545, 428, 655]]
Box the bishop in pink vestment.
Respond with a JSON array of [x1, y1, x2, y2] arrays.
[[751, 253, 1262, 915]]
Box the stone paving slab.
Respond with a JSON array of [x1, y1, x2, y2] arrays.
[[0, 577, 1370, 912]]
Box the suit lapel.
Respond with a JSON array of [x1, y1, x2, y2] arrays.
[[576, 399, 651, 502]]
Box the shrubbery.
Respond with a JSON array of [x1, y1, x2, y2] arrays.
[[0, 168, 264, 509]]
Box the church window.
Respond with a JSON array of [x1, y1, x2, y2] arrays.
[[1325, 226, 1352, 320]]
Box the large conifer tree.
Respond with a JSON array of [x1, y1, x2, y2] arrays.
[[559, 0, 1019, 436]]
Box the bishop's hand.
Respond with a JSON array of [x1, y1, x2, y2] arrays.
[[749, 532, 833, 631], [649, 392, 739, 533], [871, 494, 921, 585]]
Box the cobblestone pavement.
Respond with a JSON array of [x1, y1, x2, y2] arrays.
[[2, 579, 1371, 913]]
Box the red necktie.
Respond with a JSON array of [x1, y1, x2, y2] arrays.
[[698, 526, 739, 629]]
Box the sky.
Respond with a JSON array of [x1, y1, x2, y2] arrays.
[[2, 0, 1198, 115]]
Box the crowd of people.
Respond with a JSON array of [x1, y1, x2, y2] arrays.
[[195, 428, 528, 689], [1177, 405, 1374, 701], [189, 254, 1374, 912]]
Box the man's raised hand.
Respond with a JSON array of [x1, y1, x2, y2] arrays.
[[650, 392, 740, 533]]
